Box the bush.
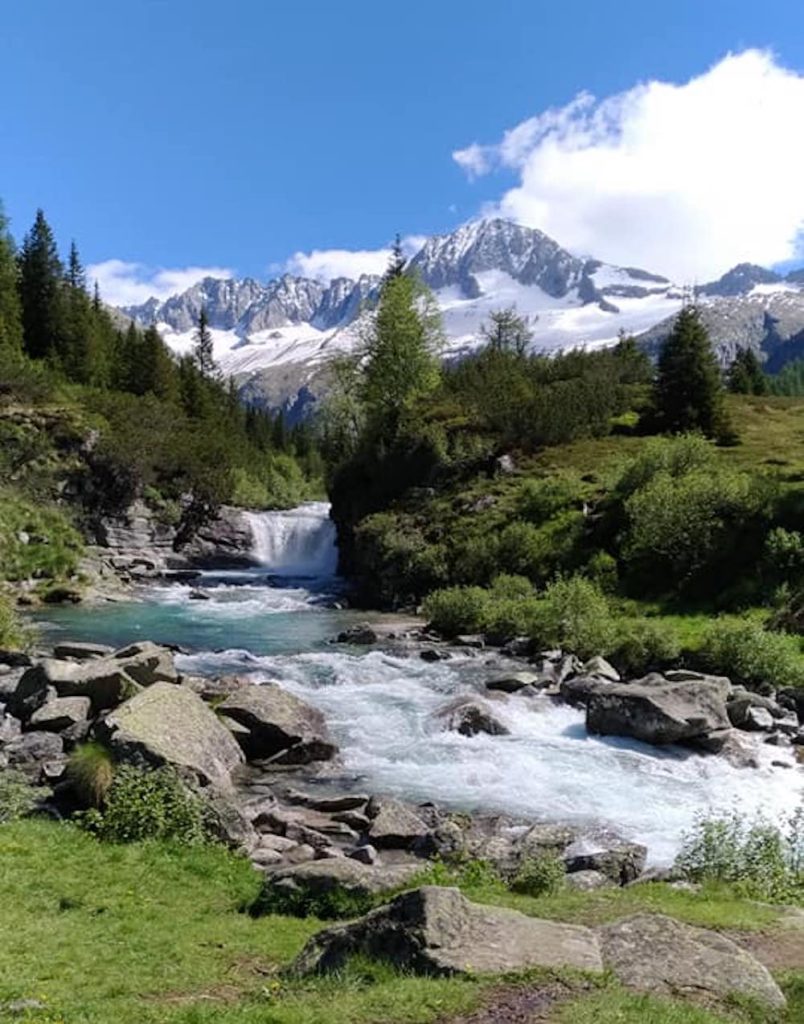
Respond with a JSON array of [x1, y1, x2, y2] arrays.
[[250, 880, 378, 920], [0, 592, 28, 649], [489, 573, 535, 600], [700, 618, 804, 689], [610, 618, 682, 676], [67, 743, 115, 808], [516, 473, 584, 524], [616, 433, 714, 498], [529, 576, 616, 659], [586, 550, 618, 593], [765, 527, 804, 581], [78, 764, 208, 845], [676, 805, 804, 903], [423, 585, 490, 637], [511, 852, 566, 896], [0, 770, 44, 823]]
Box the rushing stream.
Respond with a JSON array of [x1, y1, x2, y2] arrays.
[[36, 502, 803, 866]]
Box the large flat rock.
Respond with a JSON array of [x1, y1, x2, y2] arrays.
[[291, 885, 603, 976], [97, 682, 244, 786], [599, 914, 786, 1010]]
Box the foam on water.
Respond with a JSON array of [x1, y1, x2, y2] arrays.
[[244, 501, 338, 578], [178, 647, 804, 866]]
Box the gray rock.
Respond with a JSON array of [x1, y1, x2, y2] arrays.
[[336, 623, 378, 645], [97, 681, 244, 786], [5, 730, 64, 769], [0, 713, 22, 744], [486, 671, 543, 694], [599, 914, 785, 1010], [565, 870, 612, 891], [454, 635, 485, 649], [347, 844, 379, 865], [586, 677, 731, 748], [291, 886, 603, 976], [584, 657, 620, 682], [367, 797, 429, 849], [559, 675, 616, 707], [563, 837, 647, 884], [29, 696, 91, 733], [204, 790, 259, 853], [435, 698, 509, 737], [283, 788, 368, 813], [218, 684, 337, 764], [262, 857, 421, 908], [52, 641, 114, 661]]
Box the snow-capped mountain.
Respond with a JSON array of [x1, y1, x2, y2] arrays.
[[122, 218, 804, 415]]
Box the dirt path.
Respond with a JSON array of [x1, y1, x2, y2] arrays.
[[726, 926, 804, 972], [438, 979, 590, 1024]]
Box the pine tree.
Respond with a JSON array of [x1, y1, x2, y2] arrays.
[[140, 325, 178, 400], [61, 239, 102, 383], [18, 209, 64, 359], [653, 305, 726, 437], [480, 307, 532, 356], [193, 306, 216, 378], [362, 272, 442, 438], [0, 202, 23, 356], [384, 233, 406, 280], [727, 347, 768, 395]]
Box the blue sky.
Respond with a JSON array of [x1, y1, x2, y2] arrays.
[[3, 1, 804, 302]]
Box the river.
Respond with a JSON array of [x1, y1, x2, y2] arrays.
[[34, 501, 803, 866]]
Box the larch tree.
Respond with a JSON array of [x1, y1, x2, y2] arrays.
[[193, 306, 216, 378], [480, 307, 532, 356]]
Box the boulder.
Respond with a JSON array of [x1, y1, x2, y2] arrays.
[[5, 730, 64, 770], [29, 696, 91, 733], [347, 844, 379, 865], [218, 683, 337, 764], [599, 914, 786, 1011], [565, 870, 612, 891], [586, 677, 731, 748], [260, 857, 421, 910], [0, 713, 22, 744], [563, 836, 647, 885], [12, 642, 177, 716], [282, 788, 368, 813], [486, 671, 543, 694], [97, 682, 244, 786], [291, 886, 603, 976], [584, 656, 620, 682], [559, 675, 616, 707], [367, 797, 429, 850], [204, 790, 259, 853], [435, 698, 509, 737], [52, 641, 114, 661], [336, 623, 378, 645]]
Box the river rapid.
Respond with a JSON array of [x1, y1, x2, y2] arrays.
[[35, 502, 803, 867]]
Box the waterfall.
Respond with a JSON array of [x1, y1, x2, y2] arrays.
[[244, 501, 338, 577]]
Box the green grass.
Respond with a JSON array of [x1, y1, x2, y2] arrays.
[[1, 821, 800, 1023], [0, 821, 484, 1024]]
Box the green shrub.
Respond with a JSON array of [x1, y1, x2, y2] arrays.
[[78, 764, 208, 845], [610, 618, 682, 676], [489, 573, 535, 600], [250, 880, 377, 920], [0, 592, 28, 649], [700, 617, 804, 689], [676, 805, 804, 903], [616, 433, 714, 498], [483, 597, 540, 643], [586, 550, 619, 593], [497, 521, 552, 578], [422, 585, 490, 637], [622, 467, 764, 585], [354, 512, 449, 605], [511, 852, 566, 897], [0, 492, 84, 583], [0, 770, 44, 823], [765, 527, 804, 580], [516, 472, 584, 524], [450, 532, 500, 586], [529, 575, 616, 659], [67, 743, 115, 808]]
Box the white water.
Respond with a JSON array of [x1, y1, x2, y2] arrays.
[[244, 501, 338, 577], [178, 647, 804, 866]]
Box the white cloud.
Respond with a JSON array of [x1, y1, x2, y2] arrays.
[[285, 235, 427, 283], [87, 259, 234, 307], [453, 50, 804, 281]]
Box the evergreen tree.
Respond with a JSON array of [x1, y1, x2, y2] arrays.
[[140, 325, 178, 400], [361, 272, 442, 439], [193, 306, 216, 378], [480, 307, 532, 356], [653, 305, 726, 438], [0, 202, 23, 356], [61, 240, 103, 384], [18, 209, 63, 359], [384, 234, 406, 280], [727, 346, 768, 395]]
